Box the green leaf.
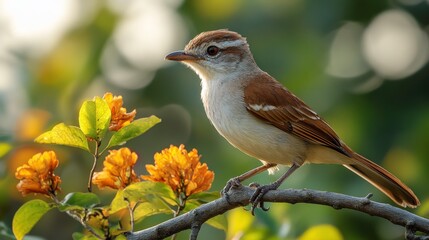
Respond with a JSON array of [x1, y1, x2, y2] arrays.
[[183, 192, 227, 232], [79, 97, 111, 141], [111, 182, 176, 212], [124, 181, 175, 201], [108, 207, 132, 236], [35, 123, 89, 151], [72, 232, 99, 240], [132, 201, 173, 222], [114, 235, 127, 240], [110, 190, 127, 213], [206, 214, 228, 231], [106, 116, 161, 149], [187, 191, 220, 203], [185, 191, 220, 215], [110, 182, 176, 221], [59, 192, 100, 211], [12, 199, 53, 240]]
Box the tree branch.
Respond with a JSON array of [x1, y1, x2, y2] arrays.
[[126, 186, 429, 240]]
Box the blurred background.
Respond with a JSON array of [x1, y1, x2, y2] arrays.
[[1, 0, 429, 239]]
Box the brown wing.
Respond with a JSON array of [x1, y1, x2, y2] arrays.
[[244, 73, 350, 157]]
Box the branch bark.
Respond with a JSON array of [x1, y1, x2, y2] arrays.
[[126, 186, 429, 240]]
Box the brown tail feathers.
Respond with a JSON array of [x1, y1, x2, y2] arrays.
[[343, 152, 420, 208]]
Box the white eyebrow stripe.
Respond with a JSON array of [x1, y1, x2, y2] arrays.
[[217, 39, 244, 48], [248, 104, 277, 111]]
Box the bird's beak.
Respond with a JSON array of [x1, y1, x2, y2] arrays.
[[165, 51, 201, 61]]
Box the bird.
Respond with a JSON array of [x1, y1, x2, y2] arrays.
[[165, 29, 420, 213]]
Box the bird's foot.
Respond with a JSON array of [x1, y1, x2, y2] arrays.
[[222, 177, 242, 204], [222, 177, 242, 195], [249, 182, 280, 215]]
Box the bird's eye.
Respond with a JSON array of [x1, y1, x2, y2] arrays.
[[206, 46, 220, 56]]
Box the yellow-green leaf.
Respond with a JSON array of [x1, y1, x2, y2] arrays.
[[187, 191, 220, 203], [72, 232, 100, 240], [298, 224, 343, 240], [108, 207, 132, 235], [35, 123, 89, 151], [182, 195, 227, 232], [106, 116, 161, 149], [110, 190, 127, 213], [122, 181, 175, 204], [79, 97, 111, 141], [110, 182, 176, 221], [206, 214, 227, 231], [13, 199, 53, 240], [227, 208, 254, 239], [60, 192, 100, 211], [133, 201, 173, 222]]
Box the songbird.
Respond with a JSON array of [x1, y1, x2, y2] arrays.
[[165, 29, 420, 213]]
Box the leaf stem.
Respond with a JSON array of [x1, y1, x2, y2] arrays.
[[125, 197, 142, 232], [50, 192, 105, 239], [171, 194, 186, 240], [88, 140, 102, 192]]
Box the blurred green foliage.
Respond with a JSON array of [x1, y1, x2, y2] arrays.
[[1, 0, 429, 239]]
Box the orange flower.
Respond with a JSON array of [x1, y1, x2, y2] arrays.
[[103, 92, 136, 131], [15, 151, 61, 197], [142, 145, 214, 197], [92, 148, 140, 190]]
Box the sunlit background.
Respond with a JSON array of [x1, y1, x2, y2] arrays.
[[1, 0, 429, 239]]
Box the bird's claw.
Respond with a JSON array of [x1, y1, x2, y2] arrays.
[[222, 177, 242, 204], [224, 179, 278, 215], [222, 177, 242, 195], [249, 183, 278, 215]]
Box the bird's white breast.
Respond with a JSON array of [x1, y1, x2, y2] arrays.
[[200, 76, 308, 166]]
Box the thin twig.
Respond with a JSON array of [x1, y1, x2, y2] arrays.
[[51, 192, 105, 238], [88, 140, 102, 192], [125, 197, 141, 232], [171, 194, 187, 240], [189, 222, 201, 240]]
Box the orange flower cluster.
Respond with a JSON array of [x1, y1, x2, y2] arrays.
[[142, 145, 214, 197], [92, 148, 140, 190], [15, 151, 61, 197], [103, 92, 136, 131]]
